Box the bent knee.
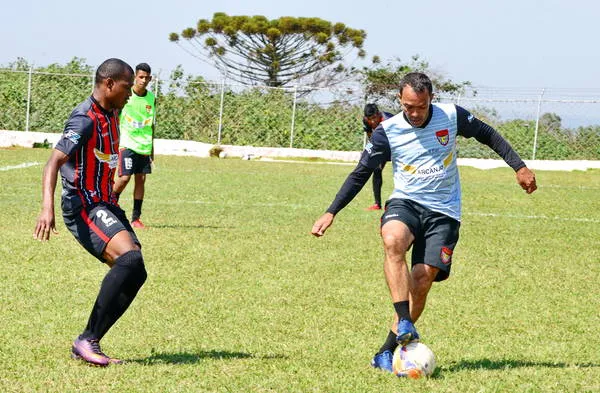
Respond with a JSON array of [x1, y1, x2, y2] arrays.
[[116, 250, 147, 281]]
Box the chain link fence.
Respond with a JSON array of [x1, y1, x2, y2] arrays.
[[1, 68, 599, 159]]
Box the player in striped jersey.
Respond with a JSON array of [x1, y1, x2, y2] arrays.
[[33, 58, 148, 367], [312, 72, 537, 374]]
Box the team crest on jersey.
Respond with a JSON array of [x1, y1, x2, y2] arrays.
[[93, 148, 119, 169], [440, 247, 453, 264], [435, 129, 449, 146], [145, 105, 152, 114]]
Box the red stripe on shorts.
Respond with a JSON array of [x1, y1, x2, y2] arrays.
[[80, 208, 110, 243]]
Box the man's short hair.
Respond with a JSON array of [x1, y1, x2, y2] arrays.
[[399, 72, 433, 95], [136, 63, 151, 74], [95, 58, 133, 85], [364, 103, 380, 117]]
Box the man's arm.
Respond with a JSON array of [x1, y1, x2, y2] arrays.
[[456, 106, 537, 194], [33, 149, 69, 241], [311, 128, 390, 237]]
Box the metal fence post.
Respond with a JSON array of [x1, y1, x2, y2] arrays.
[[25, 66, 33, 132], [532, 88, 545, 160], [217, 77, 226, 145], [153, 76, 159, 131], [290, 85, 298, 148]]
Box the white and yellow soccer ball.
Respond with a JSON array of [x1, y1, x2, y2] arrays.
[[392, 341, 436, 378]]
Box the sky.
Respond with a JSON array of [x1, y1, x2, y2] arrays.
[[2, 0, 600, 90]]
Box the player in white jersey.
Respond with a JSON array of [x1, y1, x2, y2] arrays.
[[311, 72, 537, 375]]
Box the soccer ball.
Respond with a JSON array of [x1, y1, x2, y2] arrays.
[[218, 151, 228, 159], [392, 341, 436, 378]]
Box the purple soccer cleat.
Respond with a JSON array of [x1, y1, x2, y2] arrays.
[[71, 337, 111, 367]]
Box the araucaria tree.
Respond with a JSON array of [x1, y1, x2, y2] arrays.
[[169, 13, 366, 87]]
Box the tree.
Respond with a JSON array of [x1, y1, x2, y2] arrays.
[[360, 55, 472, 108], [169, 12, 366, 87], [538, 112, 562, 135]]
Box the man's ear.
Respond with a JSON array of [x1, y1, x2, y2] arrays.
[[105, 78, 115, 90]]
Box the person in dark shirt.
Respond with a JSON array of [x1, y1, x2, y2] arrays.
[[33, 58, 147, 367], [362, 103, 393, 210], [312, 72, 537, 375]]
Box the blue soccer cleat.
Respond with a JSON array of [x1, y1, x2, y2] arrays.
[[371, 350, 394, 372], [396, 319, 420, 346]]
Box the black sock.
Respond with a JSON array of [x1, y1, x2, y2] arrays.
[[132, 199, 143, 221], [393, 301, 411, 321], [80, 250, 147, 340], [377, 330, 399, 354]]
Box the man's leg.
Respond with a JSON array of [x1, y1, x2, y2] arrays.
[[381, 220, 419, 344], [73, 221, 146, 366], [409, 264, 438, 323], [131, 174, 146, 224], [372, 220, 415, 372], [113, 175, 131, 202], [372, 167, 383, 208]]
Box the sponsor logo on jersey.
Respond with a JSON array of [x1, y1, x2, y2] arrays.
[[94, 148, 119, 169], [435, 129, 449, 146], [64, 130, 81, 144], [146, 105, 152, 114], [415, 164, 445, 177], [440, 247, 453, 264]]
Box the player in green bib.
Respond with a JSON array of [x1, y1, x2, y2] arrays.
[[114, 63, 155, 229]]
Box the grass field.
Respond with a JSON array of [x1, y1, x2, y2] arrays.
[[1, 147, 599, 393]]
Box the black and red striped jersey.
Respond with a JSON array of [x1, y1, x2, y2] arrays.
[[55, 96, 120, 213]]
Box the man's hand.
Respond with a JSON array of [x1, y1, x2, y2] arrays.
[[516, 167, 537, 194], [33, 208, 57, 241], [311, 212, 335, 237]]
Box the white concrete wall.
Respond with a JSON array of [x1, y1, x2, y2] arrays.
[[2, 130, 599, 171]]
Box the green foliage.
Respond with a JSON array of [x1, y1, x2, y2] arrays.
[[1, 148, 599, 392], [0, 57, 93, 132], [170, 13, 366, 87], [1, 58, 599, 159], [360, 55, 472, 107]]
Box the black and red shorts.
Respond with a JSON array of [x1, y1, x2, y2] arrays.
[[63, 203, 140, 262], [381, 198, 460, 282]]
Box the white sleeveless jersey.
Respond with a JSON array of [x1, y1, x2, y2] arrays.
[[382, 103, 461, 220]]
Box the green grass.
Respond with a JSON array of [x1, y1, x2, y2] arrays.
[[1, 147, 599, 393]]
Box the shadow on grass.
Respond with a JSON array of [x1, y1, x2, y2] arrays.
[[130, 350, 286, 365], [443, 358, 600, 372]]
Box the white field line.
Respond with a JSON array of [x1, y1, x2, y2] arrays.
[[155, 199, 600, 223], [465, 211, 600, 223], [0, 162, 40, 171]]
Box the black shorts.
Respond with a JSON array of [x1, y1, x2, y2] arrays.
[[381, 198, 460, 282], [118, 148, 152, 176], [63, 203, 141, 263]]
